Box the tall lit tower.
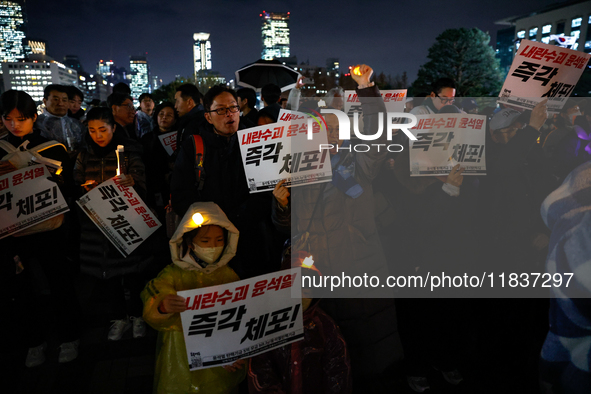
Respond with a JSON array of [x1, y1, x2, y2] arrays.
[[129, 56, 149, 105], [193, 33, 212, 79], [0, 1, 27, 63], [97, 59, 114, 78], [261, 11, 290, 60]]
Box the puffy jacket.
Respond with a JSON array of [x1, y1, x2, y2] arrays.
[[74, 132, 148, 279], [141, 202, 246, 394], [248, 300, 352, 394]]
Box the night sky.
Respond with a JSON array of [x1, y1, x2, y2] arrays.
[[25, 0, 560, 86]]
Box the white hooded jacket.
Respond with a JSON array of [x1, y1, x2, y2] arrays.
[[169, 201, 239, 274]]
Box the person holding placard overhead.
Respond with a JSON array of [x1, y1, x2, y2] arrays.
[[73, 106, 150, 341], [0, 90, 82, 367]]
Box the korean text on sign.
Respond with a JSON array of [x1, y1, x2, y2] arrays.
[[178, 268, 304, 371], [498, 39, 591, 112], [76, 176, 161, 257], [409, 113, 487, 176], [158, 131, 177, 156], [0, 164, 69, 239], [238, 118, 333, 193]]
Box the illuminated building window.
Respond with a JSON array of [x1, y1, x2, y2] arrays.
[[572, 17, 582, 28], [529, 27, 538, 38]]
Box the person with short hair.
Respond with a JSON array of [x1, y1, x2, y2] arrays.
[[107, 92, 137, 141], [37, 84, 84, 155], [138, 93, 155, 117], [410, 78, 457, 115], [236, 88, 258, 127], [174, 83, 206, 146], [260, 83, 282, 122], [171, 84, 284, 279], [67, 86, 85, 121]]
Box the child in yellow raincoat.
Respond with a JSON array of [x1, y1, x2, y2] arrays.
[[141, 202, 246, 393]]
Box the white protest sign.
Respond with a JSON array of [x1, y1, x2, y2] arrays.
[[409, 114, 487, 176], [238, 115, 332, 193], [76, 176, 161, 257], [343, 89, 407, 117], [0, 164, 69, 239], [499, 39, 590, 112], [158, 131, 177, 156], [178, 268, 304, 371]]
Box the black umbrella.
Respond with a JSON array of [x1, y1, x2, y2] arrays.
[[235, 59, 301, 92]]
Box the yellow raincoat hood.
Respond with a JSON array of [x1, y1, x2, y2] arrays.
[[169, 202, 239, 274]]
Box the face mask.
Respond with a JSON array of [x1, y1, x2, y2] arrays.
[[192, 244, 224, 264]]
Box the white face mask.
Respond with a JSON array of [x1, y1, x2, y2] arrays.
[[192, 244, 224, 264]]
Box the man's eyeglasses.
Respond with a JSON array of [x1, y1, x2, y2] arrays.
[[118, 103, 135, 111], [207, 105, 240, 116], [435, 94, 455, 105]]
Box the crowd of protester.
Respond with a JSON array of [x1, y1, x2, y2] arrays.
[[1, 61, 591, 394]]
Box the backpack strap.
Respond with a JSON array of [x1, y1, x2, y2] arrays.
[[0, 140, 16, 155], [30, 140, 67, 154], [192, 135, 205, 191]]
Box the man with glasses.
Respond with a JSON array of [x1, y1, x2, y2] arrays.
[[410, 78, 457, 115], [108, 93, 137, 140], [171, 84, 284, 279], [38, 84, 84, 156]]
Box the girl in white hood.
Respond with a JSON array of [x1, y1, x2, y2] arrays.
[[141, 202, 246, 394]]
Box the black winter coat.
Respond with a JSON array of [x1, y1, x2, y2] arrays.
[[170, 122, 283, 279], [74, 133, 149, 279]]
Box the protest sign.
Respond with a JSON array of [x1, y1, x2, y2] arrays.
[[409, 113, 487, 176], [178, 268, 304, 371], [158, 131, 177, 156], [343, 89, 407, 117], [0, 164, 69, 238], [498, 39, 590, 112], [238, 114, 332, 192], [76, 176, 161, 257]]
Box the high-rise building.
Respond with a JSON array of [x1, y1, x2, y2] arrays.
[[97, 59, 114, 79], [27, 39, 46, 56], [78, 73, 108, 104], [193, 32, 212, 79], [129, 56, 149, 104], [2, 60, 77, 103], [64, 55, 84, 74], [261, 11, 290, 60], [0, 1, 27, 64], [151, 75, 161, 92]]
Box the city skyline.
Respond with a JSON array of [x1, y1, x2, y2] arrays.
[[16, 0, 579, 86]]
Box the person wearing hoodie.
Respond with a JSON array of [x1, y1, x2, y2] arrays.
[[74, 106, 149, 341], [141, 202, 246, 394]]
